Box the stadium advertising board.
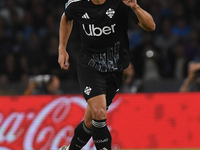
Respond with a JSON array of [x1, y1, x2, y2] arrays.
[[0, 93, 200, 150]]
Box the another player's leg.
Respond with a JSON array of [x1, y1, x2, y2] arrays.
[[87, 94, 112, 150]]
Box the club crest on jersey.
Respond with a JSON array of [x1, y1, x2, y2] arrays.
[[84, 86, 92, 95], [106, 8, 115, 18]]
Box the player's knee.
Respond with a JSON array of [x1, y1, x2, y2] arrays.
[[92, 108, 107, 120]]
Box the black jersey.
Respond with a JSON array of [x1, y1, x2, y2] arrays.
[[65, 0, 139, 72]]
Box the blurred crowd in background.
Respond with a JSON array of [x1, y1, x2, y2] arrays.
[[0, 0, 200, 94]]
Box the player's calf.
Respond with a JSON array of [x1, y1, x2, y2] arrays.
[[92, 119, 111, 150]]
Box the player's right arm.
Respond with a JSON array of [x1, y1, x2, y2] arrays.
[[58, 13, 73, 70]]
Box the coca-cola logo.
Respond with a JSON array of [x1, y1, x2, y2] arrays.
[[0, 96, 122, 150]]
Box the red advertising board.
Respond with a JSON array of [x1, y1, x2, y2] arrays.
[[0, 93, 200, 150]]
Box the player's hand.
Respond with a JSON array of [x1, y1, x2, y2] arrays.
[[58, 49, 70, 70], [122, 0, 138, 9]]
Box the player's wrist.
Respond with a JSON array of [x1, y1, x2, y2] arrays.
[[58, 47, 66, 52], [131, 4, 140, 11]]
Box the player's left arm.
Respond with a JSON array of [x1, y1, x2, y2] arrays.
[[123, 0, 156, 31]]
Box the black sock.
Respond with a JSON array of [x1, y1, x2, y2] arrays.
[[92, 119, 112, 150], [69, 121, 92, 150]]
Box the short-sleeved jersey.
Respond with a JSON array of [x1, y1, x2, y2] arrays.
[[65, 0, 139, 72]]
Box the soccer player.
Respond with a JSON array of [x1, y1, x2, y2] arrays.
[[58, 0, 155, 149]]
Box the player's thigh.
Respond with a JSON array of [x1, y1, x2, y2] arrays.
[[77, 65, 106, 101]]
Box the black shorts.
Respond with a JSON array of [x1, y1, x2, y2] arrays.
[[77, 65, 123, 107]]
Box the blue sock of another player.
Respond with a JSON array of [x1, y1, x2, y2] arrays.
[[69, 121, 91, 150], [92, 119, 112, 150]]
